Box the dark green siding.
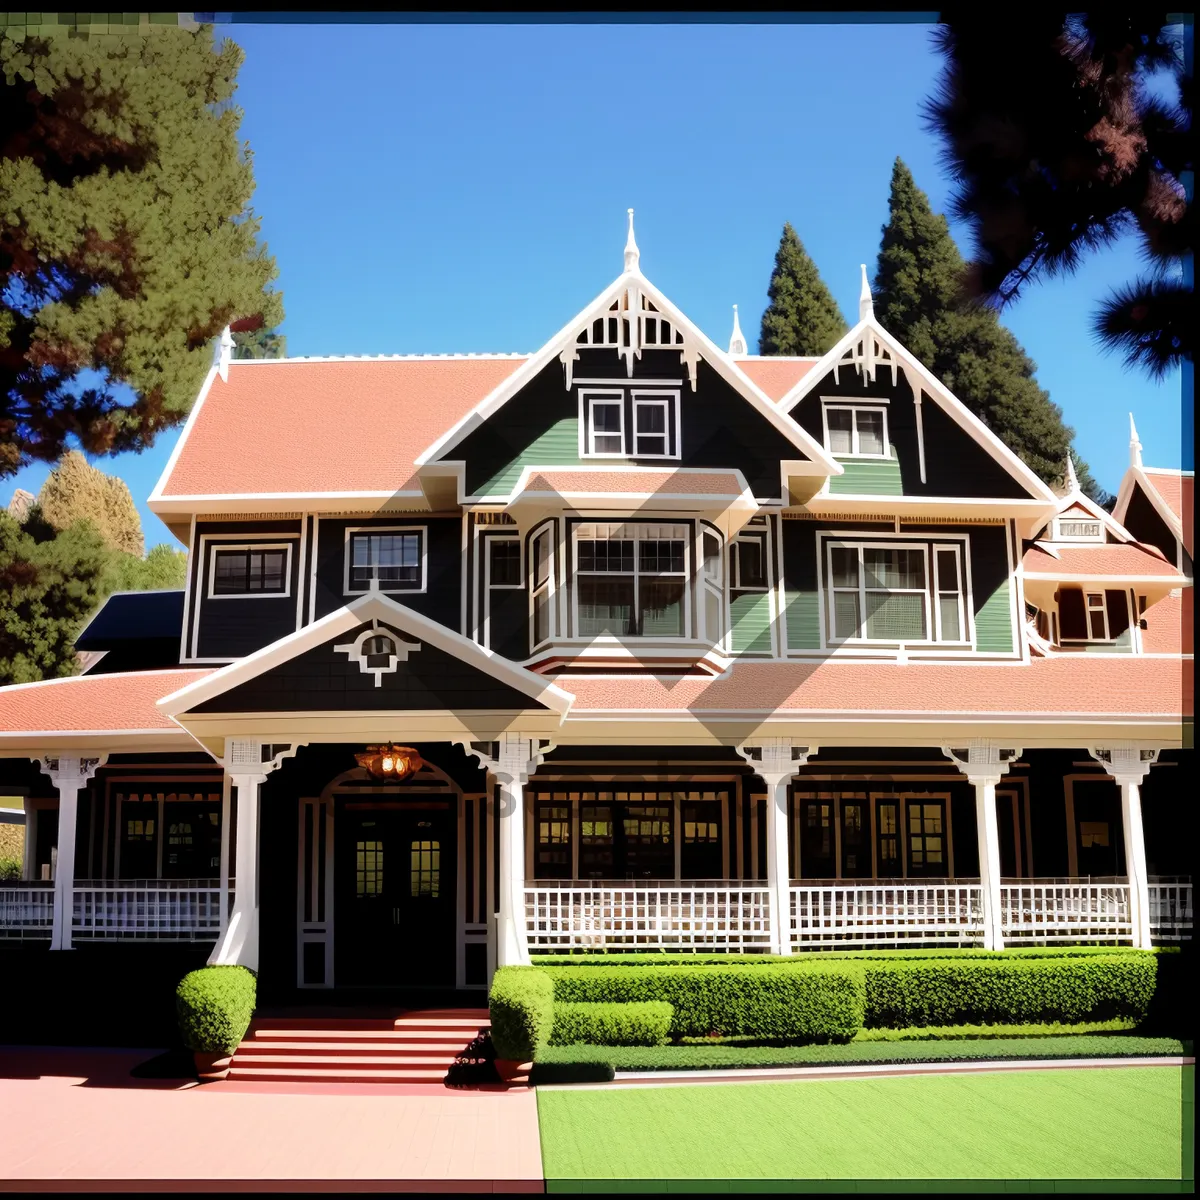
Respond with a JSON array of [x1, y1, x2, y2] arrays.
[[730, 592, 773, 653], [784, 590, 822, 650]]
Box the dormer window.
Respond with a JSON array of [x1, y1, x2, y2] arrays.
[[1053, 517, 1104, 542], [822, 401, 889, 458], [579, 386, 680, 460]]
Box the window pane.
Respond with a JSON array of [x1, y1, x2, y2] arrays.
[[864, 548, 925, 590], [593, 401, 622, 453], [834, 591, 862, 639], [533, 532, 551, 590], [827, 408, 853, 453], [578, 539, 634, 573], [635, 404, 666, 433], [578, 577, 635, 636], [639, 539, 685, 574], [705, 587, 723, 641], [865, 591, 927, 640], [489, 539, 521, 586], [1089, 609, 1107, 639], [935, 548, 959, 592], [214, 552, 248, 593], [938, 595, 962, 641], [534, 588, 550, 644], [830, 547, 858, 588], [856, 409, 885, 454], [640, 579, 685, 636], [702, 532, 722, 581], [734, 539, 767, 589]]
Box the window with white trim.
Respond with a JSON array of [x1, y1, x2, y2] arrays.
[[1052, 516, 1104, 542], [824, 539, 970, 646], [632, 394, 671, 457], [487, 537, 522, 588], [586, 392, 624, 455], [573, 522, 689, 638], [822, 402, 889, 457], [701, 528, 725, 645], [530, 524, 556, 648], [580, 387, 679, 459], [346, 529, 425, 593], [210, 545, 290, 596]]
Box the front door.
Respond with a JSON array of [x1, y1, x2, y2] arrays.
[[334, 800, 456, 987]]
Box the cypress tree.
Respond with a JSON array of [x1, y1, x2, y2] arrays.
[[874, 160, 1106, 502], [759, 224, 848, 356]]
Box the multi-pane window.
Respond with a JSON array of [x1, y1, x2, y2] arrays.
[[116, 790, 221, 880], [1085, 592, 1109, 640], [581, 388, 679, 459], [876, 800, 901, 877], [1053, 517, 1104, 542], [825, 540, 970, 646], [409, 840, 440, 898], [347, 530, 423, 592], [488, 538, 522, 587], [212, 547, 288, 595], [633, 396, 670, 456], [1057, 587, 1130, 645], [906, 801, 946, 876], [356, 840, 384, 897], [798, 798, 835, 878], [535, 801, 571, 878], [824, 404, 888, 457], [574, 523, 688, 638]]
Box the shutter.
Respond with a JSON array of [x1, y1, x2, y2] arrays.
[[1058, 588, 1087, 640], [1105, 590, 1131, 640]]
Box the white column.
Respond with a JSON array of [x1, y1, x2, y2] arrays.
[[209, 772, 265, 969], [34, 755, 105, 951], [1090, 748, 1157, 949], [218, 773, 233, 936], [944, 744, 1020, 951], [738, 740, 813, 956]]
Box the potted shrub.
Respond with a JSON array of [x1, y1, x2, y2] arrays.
[[489, 967, 553, 1085], [176, 965, 257, 1082]]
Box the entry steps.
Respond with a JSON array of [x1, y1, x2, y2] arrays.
[[228, 1009, 491, 1085]]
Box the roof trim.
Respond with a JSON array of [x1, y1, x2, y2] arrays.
[[1113, 465, 1186, 547], [777, 316, 1058, 503], [149, 365, 219, 506], [414, 268, 841, 474], [156, 592, 576, 718]]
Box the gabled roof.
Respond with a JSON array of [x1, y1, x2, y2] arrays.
[[75, 590, 185, 650], [157, 592, 575, 718], [776, 315, 1058, 504], [416, 268, 840, 476], [1114, 463, 1193, 559], [733, 357, 820, 402]]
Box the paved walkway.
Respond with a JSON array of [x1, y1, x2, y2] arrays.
[[0, 1048, 542, 1192]]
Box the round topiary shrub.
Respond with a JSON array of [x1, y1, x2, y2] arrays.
[[176, 965, 257, 1055]]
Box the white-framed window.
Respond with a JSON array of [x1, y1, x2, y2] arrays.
[[344, 526, 427, 594], [529, 522, 556, 649], [585, 391, 624, 456], [823, 538, 971, 646], [1052, 516, 1105, 542], [486, 536, 523, 589], [207, 543, 292, 599], [1084, 591, 1110, 640], [700, 526, 726, 645], [632, 392, 674, 458], [572, 522, 690, 639], [822, 401, 889, 458]]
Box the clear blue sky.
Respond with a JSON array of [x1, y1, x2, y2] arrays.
[[6, 20, 1187, 547]]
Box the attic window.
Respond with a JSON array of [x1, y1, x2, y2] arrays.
[[822, 402, 889, 458], [580, 387, 680, 460], [1053, 517, 1104, 542]]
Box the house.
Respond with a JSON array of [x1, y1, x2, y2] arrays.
[[0, 214, 1192, 998]]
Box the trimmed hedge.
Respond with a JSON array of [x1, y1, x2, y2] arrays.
[[551, 1001, 673, 1047], [541, 964, 866, 1042], [175, 965, 256, 1054], [531, 946, 1165, 965], [489, 966, 554, 1061], [862, 954, 1157, 1028]]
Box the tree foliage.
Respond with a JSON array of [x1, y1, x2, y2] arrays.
[[758, 224, 848, 356], [38, 449, 144, 555], [0, 26, 283, 476], [106, 541, 187, 591], [874, 159, 1107, 502], [232, 325, 286, 360], [925, 14, 1190, 378]]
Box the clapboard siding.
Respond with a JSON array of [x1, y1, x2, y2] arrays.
[[829, 454, 904, 496], [784, 590, 822, 650], [730, 592, 773, 653]]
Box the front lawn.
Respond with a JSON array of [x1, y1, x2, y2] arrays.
[[537, 1065, 1189, 1183]]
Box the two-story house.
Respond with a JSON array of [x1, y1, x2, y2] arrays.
[[0, 214, 1191, 999]]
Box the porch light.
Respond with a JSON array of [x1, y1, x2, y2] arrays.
[[356, 744, 422, 781]]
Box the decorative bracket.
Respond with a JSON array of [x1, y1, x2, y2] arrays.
[[737, 738, 814, 782], [1088, 747, 1159, 785], [36, 754, 107, 789], [224, 740, 299, 779], [457, 733, 554, 785], [943, 742, 1022, 786]]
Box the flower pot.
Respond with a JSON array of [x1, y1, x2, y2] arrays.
[[493, 1058, 533, 1086], [193, 1050, 232, 1082]]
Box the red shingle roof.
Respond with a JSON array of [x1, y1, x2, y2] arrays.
[[1022, 542, 1183, 579], [733, 357, 819, 402]]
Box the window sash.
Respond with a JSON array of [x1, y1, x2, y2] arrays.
[[632, 396, 671, 457], [348, 532, 423, 591], [731, 535, 769, 592], [530, 526, 555, 648], [823, 403, 890, 458], [487, 537, 522, 588], [586, 392, 625, 456], [212, 548, 288, 595]]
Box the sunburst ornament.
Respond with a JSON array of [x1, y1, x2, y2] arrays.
[[356, 744, 422, 781]]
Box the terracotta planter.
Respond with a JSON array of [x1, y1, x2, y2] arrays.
[[494, 1058, 533, 1086], [193, 1050, 232, 1082]]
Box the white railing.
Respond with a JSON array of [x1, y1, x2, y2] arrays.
[[1000, 879, 1131, 943], [0, 884, 54, 938], [1147, 878, 1193, 942], [72, 880, 227, 941], [525, 882, 774, 952], [790, 881, 985, 947]]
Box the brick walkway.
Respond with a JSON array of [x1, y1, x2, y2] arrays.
[[0, 1048, 543, 1192]]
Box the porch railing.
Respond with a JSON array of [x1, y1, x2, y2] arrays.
[[790, 881, 985, 947], [1147, 878, 1193, 942], [1000, 879, 1132, 943], [71, 880, 227, 941], [0, 882, 54, 938], [524, 882, 774, 952]]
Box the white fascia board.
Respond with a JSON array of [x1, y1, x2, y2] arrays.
[[1118, 468, 1186, 544], [415, 269, 841, 475], [778, 317, 1059, 503], [483, 464, 755, 506], [1023, 572, 1190, 586], [156, 591, 576, 718], [148, 365, 219, 504], [799, 495, 1055, 519], [148, 491, 427, 516]]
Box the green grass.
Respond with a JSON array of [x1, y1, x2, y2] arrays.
[[537, 1065, 1189, 1181], [536, 1034, 1187, 1073]]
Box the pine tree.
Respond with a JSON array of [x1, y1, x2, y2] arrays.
[[38, 452, 144, 556], [106, 542, 188, 591], [758, 224, 848, 356], [1, 26, 283, 476], [874, 159, 1107, 502], [233, 326, 287, 359]]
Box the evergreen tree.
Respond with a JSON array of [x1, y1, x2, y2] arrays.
[[232, 326, 287, 360], [0, 510, 111, 685], [758, 224, 848, 356], [1, 26, 283, 476], [106, 542, 188, 591], [38, 452, 144, 556], [874, 159, 1107, 502]]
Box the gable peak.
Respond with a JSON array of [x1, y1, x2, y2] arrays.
[[858, 264, 874, 321], [728, 304, 748, 355], [624, 208, 640, 273]]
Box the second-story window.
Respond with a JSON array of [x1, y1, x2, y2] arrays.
[[580, 387, 680, 459], [211, 546, 289, 596], [823, 402, 888, 457], [574, 523, 689, 638], [346, 528, 425, 594]]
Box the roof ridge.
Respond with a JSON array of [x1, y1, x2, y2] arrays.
[[227, 352, 532, 365]]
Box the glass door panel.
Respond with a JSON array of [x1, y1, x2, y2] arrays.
[[798, 798, 835, 878], [875, 799, 902, 878], [839, 798, 871, 878], [905, 799, 948, 878]]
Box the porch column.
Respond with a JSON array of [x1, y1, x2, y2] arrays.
[[462, 735, 551, 969], [33, 755, 106, 951], [1089, 748, 1158, 949], [738, 740, 814, 956], [944, 744, 1021, 951]]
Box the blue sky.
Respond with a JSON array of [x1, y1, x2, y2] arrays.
[[6, 20, 1187, 546]]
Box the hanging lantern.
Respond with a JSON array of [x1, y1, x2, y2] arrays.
[[356, 744, 422, 781]]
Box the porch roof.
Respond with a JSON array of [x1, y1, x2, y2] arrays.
[[1022, 541, 1187, 582]]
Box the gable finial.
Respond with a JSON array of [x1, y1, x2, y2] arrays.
[[1063, 451, 1079, 494], [728, 304, 748, 355], [216, 324, 234, 382], [858, 264, 874, 321], [1129, 412, 1143, 468], [624, 208, 640, 273]]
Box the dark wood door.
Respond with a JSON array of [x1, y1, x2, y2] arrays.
[[334, 801, 456, 987]]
